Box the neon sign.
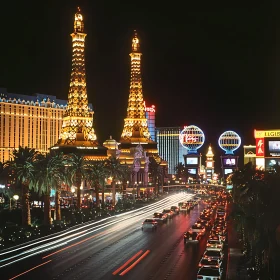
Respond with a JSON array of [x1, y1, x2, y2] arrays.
[[218, 130, 241, 155], [179, 125, 205, 153], [256, 138, 264, 157], [144, 101, 155, 112]]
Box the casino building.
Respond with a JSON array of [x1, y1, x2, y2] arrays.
[[0, 88, 88, 162], [254, 129, 280, 170], [155, 127, 185, 175]]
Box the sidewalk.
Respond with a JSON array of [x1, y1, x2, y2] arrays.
[[226, 205, 248, 280]]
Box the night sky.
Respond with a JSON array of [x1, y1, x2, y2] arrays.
[[1, 1, 280, 163]]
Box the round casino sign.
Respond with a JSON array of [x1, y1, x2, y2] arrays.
[[218, 130, 241, 155], [179, 125, 205, 153]]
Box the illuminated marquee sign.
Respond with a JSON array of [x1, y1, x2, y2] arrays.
[[218, 130, 241, 155], [144, 101, 155, 113], [179, 125, 205, 153], [254, 130, 280, 138], [256, 138, 264, 157]]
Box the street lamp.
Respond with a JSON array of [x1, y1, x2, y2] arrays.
[[10, 194, 19, 210]]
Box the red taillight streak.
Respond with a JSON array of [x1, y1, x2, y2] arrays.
[[119, 250, 150, 276], [112, 250, 143, 275]]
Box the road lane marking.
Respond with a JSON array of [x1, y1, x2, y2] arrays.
[[9, 259, 52, 280], [119, 250, 150, 276], [112, 250, 143, 275]]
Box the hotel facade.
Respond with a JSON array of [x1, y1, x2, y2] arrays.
[[0, 88, 93, 162]]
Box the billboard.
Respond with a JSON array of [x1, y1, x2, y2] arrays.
[[224, 168, 233, 175], [265, 158, 280, 169], [186, 157, 198, 165], [223, 158, 237, 167], [265, 138, 280, 157], [188, 168, 197, 175]]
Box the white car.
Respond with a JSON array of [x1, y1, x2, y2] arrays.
[[206, 239, 224, 251], [197, 266, 223, 280], [198, 257, 223, 269], [203, 249, 224, 260], [189, 223, 206, 236], [141, 219, 158, 231], [153, 212, 167, 223]]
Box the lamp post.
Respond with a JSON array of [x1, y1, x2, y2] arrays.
[[10, 194, 19, 210], [133, 182, 137, 201], [138, 181, 142, 198], [71, 186, 75, 207]]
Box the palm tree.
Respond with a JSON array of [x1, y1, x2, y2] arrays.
[[175, 162, 185, 179], [86, 161, 107, 208], [66, 153, 88, 209], [105, 156, 122, 206], [33, 153, 66, 225], [7, 146, 39, 226], [231, 162, 280, 277], [119, 164, 131, 198], [149, 157, 163, 196]]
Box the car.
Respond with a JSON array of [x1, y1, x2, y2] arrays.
[[141, 219, 158, 231], [203, 249, 224, 260], [190, 223, 206, 235], [153, 212, 167, 223], [206, 239, 224, 251], [197, 266, 223, 280], [197, 219, 210, 229], [213, 220, 227, 228], [170, 206, 179, 214], [183, 231, 201, 244], [210, 231, 227, 243], [178, 202, 190, 212], [212, 225, 227, 236], [162, 209, 174, 218], [198, 257, 223, 269]]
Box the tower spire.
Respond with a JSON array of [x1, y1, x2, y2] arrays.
[[57, 7, 97, 145], [120, 30, 152, 143]]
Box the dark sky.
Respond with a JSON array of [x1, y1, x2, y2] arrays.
[[1, 1, 280, 162]]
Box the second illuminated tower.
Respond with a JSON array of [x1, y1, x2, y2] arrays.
[[120, 31, 158, 155]]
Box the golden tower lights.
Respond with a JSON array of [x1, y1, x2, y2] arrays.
[[120, 31, 157, 155], [57, 7, 97, 146]]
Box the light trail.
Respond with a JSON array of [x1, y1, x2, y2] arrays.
[[0, 193, 194, 268], [8, 260, 52, 280]]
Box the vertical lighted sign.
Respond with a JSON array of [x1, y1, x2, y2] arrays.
[[256, 138, 264, 157]]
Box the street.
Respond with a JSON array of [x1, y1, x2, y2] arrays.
[[1, 193, 210, 280]]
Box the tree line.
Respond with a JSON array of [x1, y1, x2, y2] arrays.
[[0, 146, 165, 227]]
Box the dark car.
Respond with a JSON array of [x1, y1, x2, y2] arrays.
[[170, 206, 179, 214], [183, 231, 201, 244]]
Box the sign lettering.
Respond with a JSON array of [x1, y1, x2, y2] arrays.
[[183, 135, 197, 143], [255, 130, 280, 138], [256, 138, 264, 157]]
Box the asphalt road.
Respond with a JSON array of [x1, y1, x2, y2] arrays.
[[1, 193, 210, 280]]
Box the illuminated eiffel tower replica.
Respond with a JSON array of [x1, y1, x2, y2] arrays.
[[119, 31, 166, 190], [120, 31, 158, 153], [52, 7, 107, 160]]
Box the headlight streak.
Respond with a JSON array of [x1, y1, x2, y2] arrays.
[[0, 194, 179, 257], [0, 230, 88, 264], [0, 194, 186, 256], [1, 193, 194, 268]]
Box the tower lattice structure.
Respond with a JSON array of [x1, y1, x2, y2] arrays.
[[120, 31, 153, 144], [57, 7, 97, 146]]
